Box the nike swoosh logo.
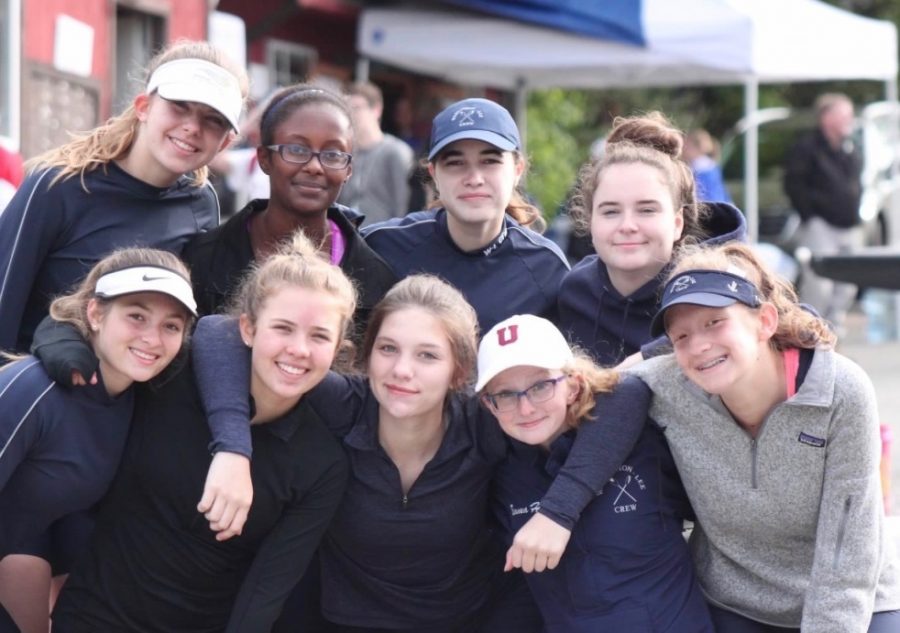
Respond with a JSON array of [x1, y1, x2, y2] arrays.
[[142, 274, 169, 282]]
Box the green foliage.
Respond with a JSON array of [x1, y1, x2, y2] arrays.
[[524, 89, 589, 217]]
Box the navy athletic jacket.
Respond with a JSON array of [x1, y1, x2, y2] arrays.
[[557, 202, 746, 365], [182, 199, 396, 338], [0, 358, 133, 559], [362, 208, 569, 333], [0, 164, 219, 353], [493, 376, 714, 632]]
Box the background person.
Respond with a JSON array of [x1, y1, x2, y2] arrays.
[[682, 128, 732, 204], [337, 81, 414, 225], [784, 92, 863, 336], [0, 40, 248, 354]]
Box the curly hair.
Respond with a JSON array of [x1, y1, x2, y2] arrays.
[[668, 242, 836, 350]]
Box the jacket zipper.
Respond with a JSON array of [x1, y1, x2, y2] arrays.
[[750, 438, 759, 489]]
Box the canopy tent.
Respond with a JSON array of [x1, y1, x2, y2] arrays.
[[357, 0, 899, 241]]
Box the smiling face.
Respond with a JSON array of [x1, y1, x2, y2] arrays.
[[129, 94, 232, 187], [591, 162, 684, 297], [258, 102, 353, 219], [666, 302, 773, 400], [429, 139, 524, 244], [88, 292, 189, 396], [240, 285, 343, 421], [367, 307, 456, 424], [483, 365, 574, 450]]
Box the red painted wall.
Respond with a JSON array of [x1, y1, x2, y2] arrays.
[[22, 0, 208, 117], [23, 0, 111, 78]]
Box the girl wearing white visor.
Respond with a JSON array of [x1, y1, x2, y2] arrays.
[[0, 248, 195, 633], [0, 40, 247, 356]]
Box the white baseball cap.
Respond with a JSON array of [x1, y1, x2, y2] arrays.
[[476, 314, 573, 392], [95, 265, 197, 316], [146, 58, 243, 131]]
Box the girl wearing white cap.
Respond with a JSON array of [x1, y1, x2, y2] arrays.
[[632, 242, 900, 632], [361, 97, 570, 334], [50, 232, 350, 633], [476, 314, 713, 632], [0, 40, 248, 355], [0, 247, 195, 633]]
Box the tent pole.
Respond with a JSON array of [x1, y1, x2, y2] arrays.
[[356, 57, 370, 82], [887, 77, 899, 103], [515, 77, 528, 154], [743, 78, 759, 243]]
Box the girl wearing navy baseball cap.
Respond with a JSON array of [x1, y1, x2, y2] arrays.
[[0, 40, 247, 356], [633, 241, 900, 632], [0, 247, 195, 632], [477, 314, 713, 632], [361, 97, 570, 334]]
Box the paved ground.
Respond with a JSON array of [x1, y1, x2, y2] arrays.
[[835, 309, 900, 515]]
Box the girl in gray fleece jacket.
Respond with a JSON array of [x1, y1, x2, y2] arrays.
[[631, 241, 900, 632]]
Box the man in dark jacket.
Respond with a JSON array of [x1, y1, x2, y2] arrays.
[[784, 93, 863, 334]]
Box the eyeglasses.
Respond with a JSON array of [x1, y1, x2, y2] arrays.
[[266, 144, 352, 170], [482, 375, 567, 412]]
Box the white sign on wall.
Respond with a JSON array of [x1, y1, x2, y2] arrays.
[[53, 14, 94, 78]]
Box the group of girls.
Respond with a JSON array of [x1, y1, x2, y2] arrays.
[[0, 35, 898, 633]]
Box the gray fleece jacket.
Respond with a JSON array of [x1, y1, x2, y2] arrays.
[[630, 349, 900, 631]]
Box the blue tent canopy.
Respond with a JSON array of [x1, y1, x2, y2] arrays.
[[439, 0, 645, 45]]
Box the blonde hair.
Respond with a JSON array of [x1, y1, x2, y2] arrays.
[[561, 350, 620, 428], [229, 229, 357, 351], [362, 275, 479, 392], [49, 247, 194, 340], [570, 112, 706, 243], [668, 242, 836, 350], [685, 128, 720, 161], [27, 40, 249, 190]]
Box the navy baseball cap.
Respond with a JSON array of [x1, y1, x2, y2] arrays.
[[428, 98, 521, 160], [650, 269, 762, 337]]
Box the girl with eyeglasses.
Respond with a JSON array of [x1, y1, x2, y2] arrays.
[[477, 314, 713, 632], [191, 275, 649, 631], [0, 40, 248, 355], [183, 83, 396, 331]]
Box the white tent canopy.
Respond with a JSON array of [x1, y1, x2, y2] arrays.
[[358, 0, 899, 240]]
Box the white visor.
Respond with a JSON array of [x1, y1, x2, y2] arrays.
[[95, 265, 197, 316], [146, 58, 243, 131]]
